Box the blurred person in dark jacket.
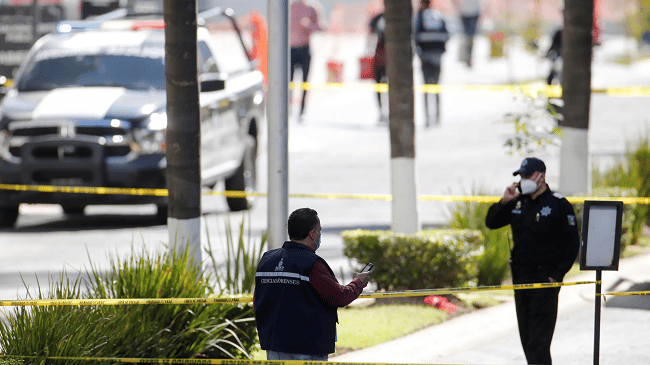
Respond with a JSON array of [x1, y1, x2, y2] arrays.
[[369, 12, 387, 123], [414, 0, 449, 127]]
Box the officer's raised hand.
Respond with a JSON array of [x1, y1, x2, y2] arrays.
[[500, 182, 520, 204]]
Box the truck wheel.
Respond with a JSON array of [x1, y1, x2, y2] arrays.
[[62, 205, 85, 216], [0, 206, 19, 228], [155, 204, 168, 224], [225, 144, 256, 212]]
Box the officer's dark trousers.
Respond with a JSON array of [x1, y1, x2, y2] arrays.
[[511, 264, 561, 365]]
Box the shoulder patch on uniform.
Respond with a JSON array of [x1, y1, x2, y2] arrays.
[[553, 192, 565, 199]]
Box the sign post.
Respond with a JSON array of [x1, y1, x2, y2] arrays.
[[579, 200, 624, 365]]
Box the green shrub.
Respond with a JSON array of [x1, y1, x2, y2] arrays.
[[500, 91, 562, 156], [87, 246, 256, 360], [0, 272, 111, 365], [0, 216, 263, 364], [342, 229, 483, 291], [0, 359, 23, 365], [446, 188, 512, 286], [592, 131, 650, 247]]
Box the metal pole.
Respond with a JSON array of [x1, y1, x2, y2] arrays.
[[267, 0, 289, 249], [32, 0, 40, 44], [594, 269, 602, 365]]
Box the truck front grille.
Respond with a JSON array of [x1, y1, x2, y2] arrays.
[[7, 119, 132, 158]]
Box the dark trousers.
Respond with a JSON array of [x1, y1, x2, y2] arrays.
[[373, 65, 386, 108], [511, 264, 560, 365], [460, 15, 479, 66], [421, 62, 441, 126], [290, 45, 311, 115]]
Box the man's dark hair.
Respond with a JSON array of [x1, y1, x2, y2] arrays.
[[288, 208, 319, 240]]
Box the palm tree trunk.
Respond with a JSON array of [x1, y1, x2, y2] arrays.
[[559, 0, 593, 195], [385, 0, 420, 233], [164, 0, 202, 265]]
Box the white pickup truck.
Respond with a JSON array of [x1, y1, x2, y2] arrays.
[[0, 9, 265, 227]]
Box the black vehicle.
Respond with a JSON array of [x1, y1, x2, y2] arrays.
[[0, 9, 265, 227]]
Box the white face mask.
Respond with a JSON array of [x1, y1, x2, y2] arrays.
[[519, 178, 538, 195], [315, 234, 321, 251]]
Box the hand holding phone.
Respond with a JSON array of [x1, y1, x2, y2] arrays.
[[355, 263, 372, 287]]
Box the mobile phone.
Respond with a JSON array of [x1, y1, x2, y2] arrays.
[[360, 263, 374, 273]]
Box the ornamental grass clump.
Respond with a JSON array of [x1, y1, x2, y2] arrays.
[[446, 186, 512, 286], [0, 218, 262, 365], [592, 131, 650, 249]]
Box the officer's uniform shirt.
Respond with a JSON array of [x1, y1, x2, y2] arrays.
[[485, 187, 580, 281]]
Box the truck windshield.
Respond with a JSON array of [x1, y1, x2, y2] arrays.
[[17, 54, 166, 92]]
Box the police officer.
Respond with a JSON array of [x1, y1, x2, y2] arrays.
[[254, 208, 370, 361], [485, 157, 579, 365]]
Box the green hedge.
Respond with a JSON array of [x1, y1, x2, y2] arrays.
[[342, 229, 484, 291]]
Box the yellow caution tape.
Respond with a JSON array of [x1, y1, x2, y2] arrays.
[[0, 355, 310, 364], [358, 281, 597, 299], [287, 81, 650, 97], [1, 183, 647, 204], [0, 296, 252, 307], [0, 281, 597, 307], [0, 355, 386, 365], [0, 183, 168, 196], [602, 290, 650, 297]]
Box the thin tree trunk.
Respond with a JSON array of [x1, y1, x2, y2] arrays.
[[164, 0, 202, 264], [559, 0, 593, 195], [385, 0, 420, 233]]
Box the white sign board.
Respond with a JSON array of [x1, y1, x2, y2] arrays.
[[580, 201, 623, 271]]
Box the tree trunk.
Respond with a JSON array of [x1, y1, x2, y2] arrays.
[[385, 0, 420, 233], [164, 0, 202, 264], [559, 0, 593, 195]]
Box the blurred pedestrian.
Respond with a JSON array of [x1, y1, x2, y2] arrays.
[[414, 0, 449, 127], [485, 157, 580, 365], [249, 10, 268, 85], [455, 0, 481, 68], [290, 0, 323, 121], [254, 208, 371, 361], [369, 12, 387, 122], [545, 28, 562, 85]]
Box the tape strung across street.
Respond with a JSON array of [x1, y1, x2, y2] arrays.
[[1, 184, 649, 205], [288, 81, 650, 98], [0, 281, 598, 307], [0, 355, 421, 365]]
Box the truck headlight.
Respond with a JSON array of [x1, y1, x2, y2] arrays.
[[132, 112, 167, 153]]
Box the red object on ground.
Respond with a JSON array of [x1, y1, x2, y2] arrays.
[[327, 60, 343, 83], [424, 295, 458, 313], [359, 56, 374, 79]]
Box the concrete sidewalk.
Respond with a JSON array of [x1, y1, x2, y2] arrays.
[[332, 253, 650, 365]]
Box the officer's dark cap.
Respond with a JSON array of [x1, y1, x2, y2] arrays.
[[513, 157, 546, 176]]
